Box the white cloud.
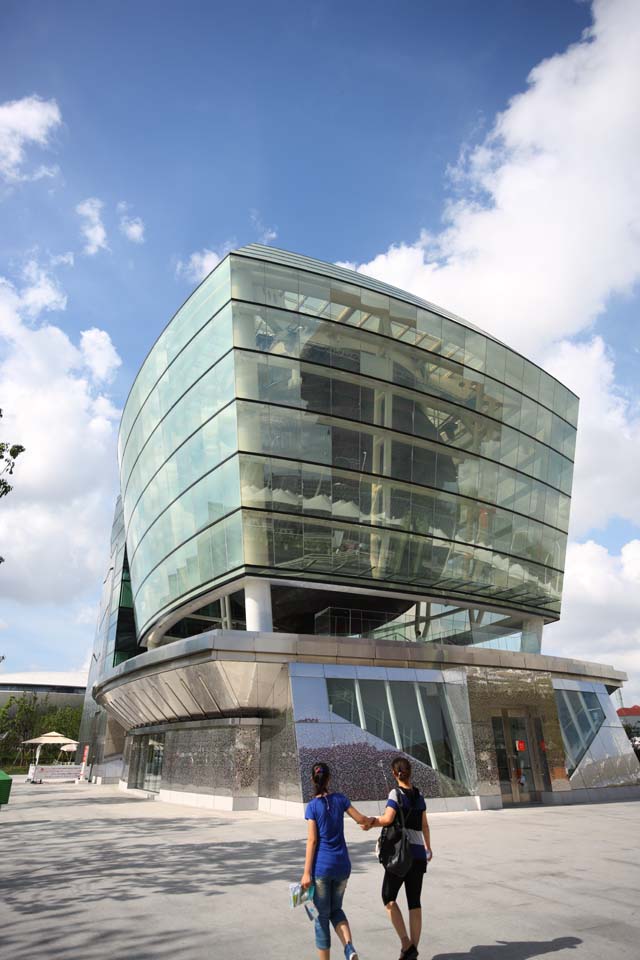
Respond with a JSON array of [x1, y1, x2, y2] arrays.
[[76, 197, 108, 255], [250, 209, 277, 245], [117, 201, 145, 244], [19, 260, 67, 317], [176, 248, 222, 283], [0, 263, 120, 605], [341, 0, 640, 700], [0, 95, 61, 182], [544, 337, 640, 538], [346, 0, 640, 360], [546, 540, 640, 706], [50, 251, 74, 268], [73, 605, 98, 627], [120, 216, 145, 244], [80, 328, 122, 382]]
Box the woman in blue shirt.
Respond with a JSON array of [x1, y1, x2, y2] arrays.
[[301, 761, 369, 960]]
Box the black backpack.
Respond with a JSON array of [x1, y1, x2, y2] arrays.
[[377, 788, 417, 878]]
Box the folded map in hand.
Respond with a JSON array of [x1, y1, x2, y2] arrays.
[[289, 881, 315, 909]]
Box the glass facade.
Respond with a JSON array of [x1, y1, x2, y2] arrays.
[[555, 687, 606, 775], [116, 244, 576, 642], [326, 675, 465, 782]]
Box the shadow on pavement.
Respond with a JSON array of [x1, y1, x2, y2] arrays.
[[432, 936, 582, 960]]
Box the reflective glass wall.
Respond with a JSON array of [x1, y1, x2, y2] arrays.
[[230, 248, 575, 619], [116, 245, 576, 642]]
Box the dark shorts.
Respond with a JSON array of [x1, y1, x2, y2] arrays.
[[382, 859, 426, 911]]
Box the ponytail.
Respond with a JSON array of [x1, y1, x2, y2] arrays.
[[392, 756, 412, 782], [311, 761, 331, 795]]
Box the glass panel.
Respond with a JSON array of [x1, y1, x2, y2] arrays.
[[134, 512, 243, 633], [121, 305, 233, 485], [417, 683, 458, 780], [539, 372, 556, 409], [327, 678, 359, 724], [441, 318, 465, 364], [359, 679, 396, 745], [361, 289, 390, 335], [555, 688, 606, 775], [119, 259, 231, 455], [464, 329, 486, 371], [265, 263, 300, 311], [485, 340, 506, 382], [507, 717, 536, 796], [522, 362, 540, 402], [230, 255, 265, 303], [533, 717, 552, 791], [389, 682, 431, 765], [143, 734, 165, 793], [491, 716, 513, 797], [123, 351, 235, 504], [504, 351, 524, 390], [125, 407, 237, 564], [416, 309, 442, 353], [130, 457, 241, 587], [330, 280, 361, 325], [299, 271, 331, 318]]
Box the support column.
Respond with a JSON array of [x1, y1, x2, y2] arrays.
[[521, 617, 544, 653], [244, 578, 273, 632]]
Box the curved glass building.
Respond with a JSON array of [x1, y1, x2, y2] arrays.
[[80, 245, 639, 811]]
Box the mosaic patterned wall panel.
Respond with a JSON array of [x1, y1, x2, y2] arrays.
[[466, 666, 568, 795], [161, 721, 260, 797], [258, 663, 301, 803]]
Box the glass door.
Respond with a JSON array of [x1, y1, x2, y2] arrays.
[[491, 716, 515, 804], [491, 712, 544, 804], [506, 716, 538, 803], [143, 735, 165, 793]]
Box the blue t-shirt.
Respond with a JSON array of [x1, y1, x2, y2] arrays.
[[305, 792, 352, 878]]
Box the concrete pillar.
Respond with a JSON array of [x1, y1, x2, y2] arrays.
[[521, 617, 544, 653], [244, 578, 273, 632]]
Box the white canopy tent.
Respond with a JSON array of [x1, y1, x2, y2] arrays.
[[22, 731, 79, 766]]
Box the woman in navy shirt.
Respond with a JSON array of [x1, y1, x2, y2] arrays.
[[365, 757, 433, 960], [301, 761, 370, 960]]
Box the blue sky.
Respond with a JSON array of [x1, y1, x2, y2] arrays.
[[1, 0, 640, 701]]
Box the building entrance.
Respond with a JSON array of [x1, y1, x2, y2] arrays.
[[491, 711, 550, 805], [129, 733, 165, 793]]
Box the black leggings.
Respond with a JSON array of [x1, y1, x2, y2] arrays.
[[382, 859, 426, 911]]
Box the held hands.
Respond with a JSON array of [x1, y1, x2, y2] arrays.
[[360, 816, 376, 831]]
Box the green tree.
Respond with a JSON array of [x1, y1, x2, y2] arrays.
[[0, 406, 26, 565], [38, 704, 82, 742], [0, 693, 83, 765], [0, 692, 45, 763]]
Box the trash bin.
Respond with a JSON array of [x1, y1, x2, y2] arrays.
[[0, 770, 13, 808]]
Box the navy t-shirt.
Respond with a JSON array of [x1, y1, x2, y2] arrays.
[[386, 787, 427, 860], [305, 792, 352, 878]]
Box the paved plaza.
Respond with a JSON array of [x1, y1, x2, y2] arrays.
[[1, 782, 639, 960]]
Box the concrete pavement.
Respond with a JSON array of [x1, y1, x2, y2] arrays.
[[1, 781, 639, 960]]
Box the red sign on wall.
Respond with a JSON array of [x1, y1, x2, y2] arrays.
[[515, 739, 526, 752]]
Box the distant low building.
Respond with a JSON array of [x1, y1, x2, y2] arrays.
[[618, 705, 640, 735], [0, 672, 87, 710]]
